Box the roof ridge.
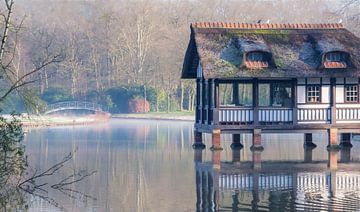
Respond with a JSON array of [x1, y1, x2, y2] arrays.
[[191, 22, 344, 30]]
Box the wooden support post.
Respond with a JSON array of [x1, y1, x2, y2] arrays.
[[202, 79, 208, 124], [196, 79, 201, 123], [193, 131, 205, 149], [304, 147, 314, 163], [211, 148, 221, 169], [327, 128, 340, 150], [208, 79, 215, 124], [340, 133, 353, 148], [252, 150, 262, 170], [253, 78, 259, 125], [231, 134, 243, 150], [330, 78, 336, 124], [233, 82, 239, 105], [303, 133, 317, 149], [210, 129, 223, 151], [250, 129, 263, 151], [292, 78, 298, 125], [328, 149, 338, 170]]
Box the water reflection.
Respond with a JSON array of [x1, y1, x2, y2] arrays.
[[23, 120, 360, 211], [194, 146, 360, 211]]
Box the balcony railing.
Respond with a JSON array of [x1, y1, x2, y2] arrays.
[[218, 107, 253, 124], [258, 108, 293, 123], [199, 106, 360, 126], [336, 108, 360, 121], [297, 108, 331, 123]]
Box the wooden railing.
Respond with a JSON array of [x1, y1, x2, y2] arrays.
[[258, 108, 293, 123], [205, 106, 360, 126], [218, 107, 253, 124], [336, 108, 360, 121], [297, 108, 331, 122]]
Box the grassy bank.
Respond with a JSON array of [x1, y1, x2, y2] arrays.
[[112, 111, 195, 121]]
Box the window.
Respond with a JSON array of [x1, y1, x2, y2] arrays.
[[219, 83, 253, 106], [245, 51, 269, 68], [325, 52, 346, 62], [259, 82, 292, 107], [345, 85, 358, 102], [306, 86, 321, 103], [323, 52, 348, 68], [219, 83, 234, 106], [247, 52, 265, 62], [238, 83, 253, 106], [259, 84, 270, 106]]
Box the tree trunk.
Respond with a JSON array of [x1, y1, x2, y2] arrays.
[[187, 92, 191, 111], [191, 91, 196, 111], [167, 93, 170, 113], [180, 81, 184, 112], [143, 84, 147, 113]]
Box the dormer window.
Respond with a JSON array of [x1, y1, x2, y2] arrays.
[[248, 52, 264, 61], [245, 51, 269, 68], [323, 51, 348, 68]]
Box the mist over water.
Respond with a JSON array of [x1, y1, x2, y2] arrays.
[[24, 119, 360, 211]]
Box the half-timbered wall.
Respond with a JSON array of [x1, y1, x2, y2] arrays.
[[297, 78, 331, 124], [335, 78, 360, 123], [195, 73, 360, 128]]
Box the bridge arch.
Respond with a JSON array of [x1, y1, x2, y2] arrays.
[[44, 101, 108, 115]]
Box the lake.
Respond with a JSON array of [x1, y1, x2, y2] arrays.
[[23, 119, 360, 211]]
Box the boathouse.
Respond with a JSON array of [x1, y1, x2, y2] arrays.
[[182, 22, 360, 150]]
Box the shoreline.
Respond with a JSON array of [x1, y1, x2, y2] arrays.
[[111, 113, 194, 122], [19, 113, 194, 128], [112, 116, 194, 122]]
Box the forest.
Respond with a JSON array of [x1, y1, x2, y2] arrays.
[[1, 0, 360, 113]]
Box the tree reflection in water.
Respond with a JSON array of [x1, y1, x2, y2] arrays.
[[0, 116, 95, 211]]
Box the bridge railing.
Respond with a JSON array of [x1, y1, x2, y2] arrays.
[[45, 101, 107, 114]]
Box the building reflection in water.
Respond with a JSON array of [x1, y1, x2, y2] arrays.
[[194, 135, 360, 211]]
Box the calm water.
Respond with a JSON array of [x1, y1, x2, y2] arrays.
[[22, 119, 360, 211]]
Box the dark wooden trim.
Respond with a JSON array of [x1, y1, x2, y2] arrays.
[[215, 80, 219, 108], [195, 79, 199, 123], [217, 79, 253, 84], [292, 78, 298, 124], [196, 78, 202, 123], [209, 79, 215, 124], [233, 82, 239, 106], [330, 78, 336, 124], [253, 78, 259, 125], [202, 79, 208, 124]]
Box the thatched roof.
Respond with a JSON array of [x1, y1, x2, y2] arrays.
[[181, 22, 360, 79]]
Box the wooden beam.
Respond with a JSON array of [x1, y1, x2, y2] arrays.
[[196, 78, 201, 123], [330, 78, 336, 124], [209, 79, 215, 124], [292, 78, 298, 125], [253, 78, 259, 125]]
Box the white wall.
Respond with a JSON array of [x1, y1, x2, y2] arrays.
[[336, 85, 344, 103], [297, 86, 306, 104], [321, 85, 330, 103]]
